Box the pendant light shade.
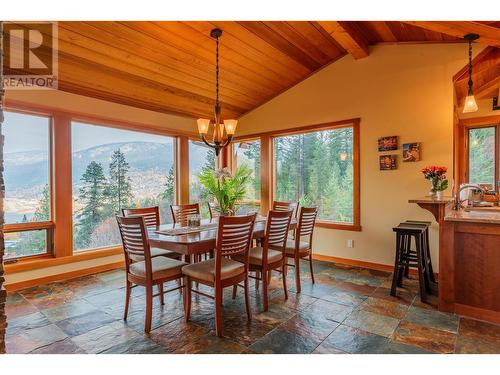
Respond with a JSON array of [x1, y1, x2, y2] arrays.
[[463, 95, 479, 113], [462, 33, 480, 114]]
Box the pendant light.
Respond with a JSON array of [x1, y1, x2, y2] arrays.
[[462, 33, 480, 113], [197, 28, 237, 156]]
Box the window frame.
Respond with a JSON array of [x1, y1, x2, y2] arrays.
[[230, 137, 262, 209], [458, 116, 500, 189], [3, 108, 55, 261], [232, 118, 361, 231], [4, 100, 187, 270]]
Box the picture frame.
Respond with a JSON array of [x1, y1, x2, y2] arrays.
[[379, 155, 397, 170], [378, 136, 398, 151], [402, 142, 421, 162]]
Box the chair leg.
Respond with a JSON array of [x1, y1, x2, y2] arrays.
[[215, 284, 223, 337], [145, 285, 153, 334], [391, 233, 402, 297], [158, 283, 165, 305], [263, 268, 269, 311], [184, 277, 191, 322], [123, 280, 132, 320], [232, 284, 237, 299], [255, 270, 260, 290], [282, 263, 288, 300], [244, 276, 252, 322], [268, 268, 272, 284], [294, 256, 301, 293], [309, 253, 315, 284]]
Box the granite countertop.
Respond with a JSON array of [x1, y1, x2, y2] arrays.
[[445, 208, 500, 224], [408, 196, 454, 204]]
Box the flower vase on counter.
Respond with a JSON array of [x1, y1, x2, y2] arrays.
[[422, 166, 448, 199]]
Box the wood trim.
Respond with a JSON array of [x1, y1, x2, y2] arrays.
[[312, 253, 436, 278], [3, 221, 54, 232], [177, 135, 190, 204], [241, 117, 360, 140], [52, 114, 73, 257], [454, 303, 500, 325], [4, 247, 123, 274], [4, 261, 125, 292], [459, 115, 500, 127], [260, 135, 272, 214], [312, 254, 394, 273], [315, 221, 361, 231]]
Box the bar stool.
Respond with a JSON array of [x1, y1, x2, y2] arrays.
[[391, 222, 436, 303], [404, 221, 436, 285]]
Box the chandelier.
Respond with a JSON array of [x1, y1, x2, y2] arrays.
[[197, 28, 237, 156]]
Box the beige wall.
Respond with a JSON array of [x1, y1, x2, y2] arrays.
[[238, 43, 474, 267], [6, 89, 198, 134]]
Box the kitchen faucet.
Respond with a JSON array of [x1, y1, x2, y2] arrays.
[[453, 184, 487, 210]]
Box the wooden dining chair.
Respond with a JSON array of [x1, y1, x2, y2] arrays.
[[272, 200, 299, 218], [232, 210, 293, 311], [182, 214, 256, 337], [278, 207, 318, 293], [207, 201, 220, 221], [122, 206, 181, 261], [116, 215, 187, 334], [170, 203, 200, 226]]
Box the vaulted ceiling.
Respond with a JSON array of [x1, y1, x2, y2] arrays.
[[6, 21, 500, 119]]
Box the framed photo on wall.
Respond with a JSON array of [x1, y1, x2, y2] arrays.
[[379, 155, 397, 170], [403, 142, 421, 162], [378, 136, 398, 151]]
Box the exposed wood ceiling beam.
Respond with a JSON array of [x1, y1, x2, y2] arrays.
[[317, 21, 369, 59], [402, 21, 500, 47]]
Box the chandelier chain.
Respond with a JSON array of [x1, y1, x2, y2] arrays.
[[216, 34, 219, 106]]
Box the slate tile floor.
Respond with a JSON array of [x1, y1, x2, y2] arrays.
[[5, 260, 500, 354]]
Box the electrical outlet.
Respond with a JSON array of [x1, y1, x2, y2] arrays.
[[347, 239, 354, 248]]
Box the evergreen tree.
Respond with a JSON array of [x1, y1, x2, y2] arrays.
[[105, 149, 133, 216], [34, 184, 50, 221], [202, 147, 216, 172], [76, 161, 107, 249], [158, 165, 175, 223], [243, 142, 261, 200]]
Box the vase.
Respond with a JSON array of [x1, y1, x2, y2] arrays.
[[435, 191, 443, 200]]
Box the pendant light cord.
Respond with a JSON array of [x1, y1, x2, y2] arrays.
[[467, 38, 473, 96]]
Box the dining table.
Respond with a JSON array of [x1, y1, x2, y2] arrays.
[[148, 216, 297, 260]]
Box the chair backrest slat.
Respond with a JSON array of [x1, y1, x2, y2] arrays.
[[297, 207, 318, 238], [116, 216, 153, 276], [122, 206, 160, 228], [272, 201, 299, 218], [216, 214, 256, 260], [170, 203, 200, 226], [266, 210, 293, 247]]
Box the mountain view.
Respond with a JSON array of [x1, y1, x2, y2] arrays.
[[4, 141, 209, 223]]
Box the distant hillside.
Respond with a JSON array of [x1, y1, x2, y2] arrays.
[[5, 141, 209, 200]]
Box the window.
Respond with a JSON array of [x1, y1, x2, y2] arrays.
[[232, 139, 261, 214], [273, 125, 357, 225], [468, 126, 496, 185], [3, 111, 53, 259], [189, 140, 216, 218], [71, 122, 176, 251]]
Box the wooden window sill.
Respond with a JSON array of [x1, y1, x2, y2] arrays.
[[315, 221, 362, 231], [4, 246, 123, 274]]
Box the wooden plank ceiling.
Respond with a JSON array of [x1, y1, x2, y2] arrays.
[[7, 21, 500, 119]]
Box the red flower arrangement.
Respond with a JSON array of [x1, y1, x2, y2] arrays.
[[421, 166, 448, 192]]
